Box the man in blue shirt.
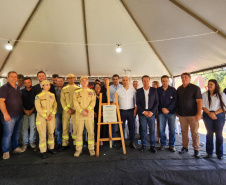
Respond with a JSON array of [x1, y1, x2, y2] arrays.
[[157, 75, 177, 152]]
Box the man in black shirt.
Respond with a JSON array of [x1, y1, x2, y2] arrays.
[[21, 77, 36, 151], [0, 71, 24, 159], [177, 72, 202, 158], [33, 71, 56, 96]]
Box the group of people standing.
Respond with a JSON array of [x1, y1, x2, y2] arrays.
[[0, 71, 225, 160]]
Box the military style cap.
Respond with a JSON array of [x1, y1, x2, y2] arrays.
[[67, 73, 75, 78], [80, 76, 88, 81], [41, 80, 50, 86]]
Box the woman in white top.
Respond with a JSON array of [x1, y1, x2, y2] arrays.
[[202, 79, 226, 160]]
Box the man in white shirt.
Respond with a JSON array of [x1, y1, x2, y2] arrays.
[[116, 77, 136, 148], [109, 74, 123, 138]]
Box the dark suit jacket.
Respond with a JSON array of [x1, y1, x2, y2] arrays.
[[33, 83, 56, 97], [136, 87, 159, 116]]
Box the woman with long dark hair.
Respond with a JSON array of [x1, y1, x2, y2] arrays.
[[202, 79, 226, 160]]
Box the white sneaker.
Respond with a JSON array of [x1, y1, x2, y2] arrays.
[[30, 143, 36, 149], [22, 144, 28, 152]]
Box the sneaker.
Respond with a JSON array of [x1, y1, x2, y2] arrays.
[[194, 150, 201, 158], [217, 156, 223, 160], [89, 149, 95, 156], [13, 147, 24, 153], [159, 145, 165, 151], [150, 146, 157, 153], [179, 147, 188, 154], [2, 152, 10, 160], [168, 146, 176, 152], [22, 145, 28, 152], [30, 143, 36, 149], [139, 145, 146, 152], [74, 150, 82, 157]]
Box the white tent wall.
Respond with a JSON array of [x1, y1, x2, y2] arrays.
[[123, 0, 226, 76], [0, 0, 225, 78]]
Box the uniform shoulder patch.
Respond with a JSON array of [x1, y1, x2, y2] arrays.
[[35, 96, 38, 100], [62, 85, 69, 89], [37, 92, 44, 97]]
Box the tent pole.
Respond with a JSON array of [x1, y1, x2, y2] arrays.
[[120, 0, 172, 77], [82, 0, 91, 76], [169, 0, 226, 40], [0, 0, 44, 75]]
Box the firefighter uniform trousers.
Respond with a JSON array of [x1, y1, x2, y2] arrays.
[[61, 84, 80, 146], [73, 88, 96, 152], [35, 91, 57, 153]]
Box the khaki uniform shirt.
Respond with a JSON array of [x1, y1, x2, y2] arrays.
[[73, 88, 96, 120], [35, 91, 57, 119], [60, 84, 80, 112]]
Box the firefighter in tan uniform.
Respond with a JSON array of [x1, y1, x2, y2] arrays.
[[60, 74, 80, 151], [35, 80, 57, 159], [73, 76, 96, 157]]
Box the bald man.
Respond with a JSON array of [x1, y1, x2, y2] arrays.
[[116, 77, 136, 148]]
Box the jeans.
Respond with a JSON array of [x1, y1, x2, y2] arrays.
[[158, 113, 176, 146], [139, 115, 155, 146], [203, 112, 225, 157], [55, 113, 62, 145], [120, 109, 135, 143], [22, 113, 36, 145], [1, 115, 23, 153]]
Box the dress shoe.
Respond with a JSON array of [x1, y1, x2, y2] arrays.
[[217, 156, 223, 160], [2, 152, 10, 160], [159, 145, 165, 151], [139, 145, 146, 152], [49, 149, 57, 154], [204, 154, 212, 158], [41, 152, 48, 159], [59, 145, 70, 152], [150, 146, 157, 153], [168, 146, 176, 152], [74, 150, 82, 157], [194, 150, 201, 158], [89, 149, 95, 156], [130, 143, 136, 149], [179, 147, 188, 154], [13, 147, 24, 153]]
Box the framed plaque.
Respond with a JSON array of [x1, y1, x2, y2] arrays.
[[103, 105, 117, 123]]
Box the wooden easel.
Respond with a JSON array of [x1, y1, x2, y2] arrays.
[[96, 80, 126, 157]]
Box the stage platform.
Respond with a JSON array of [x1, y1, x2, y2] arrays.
[[0, 134, 226, 185]]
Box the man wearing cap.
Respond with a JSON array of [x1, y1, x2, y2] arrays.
[[60, 74, 80, 151], [73, 76, 96, 157], [35, 80, 57, 159]]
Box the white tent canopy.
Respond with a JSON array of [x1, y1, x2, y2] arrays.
[[0, 0, 225, 78]]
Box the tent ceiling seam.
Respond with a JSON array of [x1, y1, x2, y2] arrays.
[[82, 0, 91, 76], [0, 0, 44, 75], [169, 0, 226, 40]]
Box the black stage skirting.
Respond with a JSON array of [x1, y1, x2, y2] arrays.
[[0, 134, 226, 185]]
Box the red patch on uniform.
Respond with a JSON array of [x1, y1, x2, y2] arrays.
[[88, 92, 92, 95]]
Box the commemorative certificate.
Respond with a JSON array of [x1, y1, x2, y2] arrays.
[[103, 105, 117, 123]]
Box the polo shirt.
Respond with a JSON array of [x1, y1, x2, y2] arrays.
[[0, 82, 23, 116], [177, 83, 202, 116]]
